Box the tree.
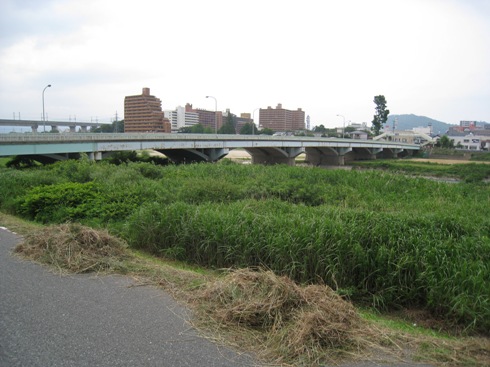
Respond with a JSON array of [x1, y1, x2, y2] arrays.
[[178, 124, 213, 134], [6, 156, 37, 169], [239, 122, 258, 135], [91, 119, 124, 133], [178, 126, 193, 133], [190, 124, 205, 133], [313, 124, 328, 133], [436, 135, 455, 149], [371, 95, 389, 136], [259, 128, 274, 135], [218, 114, 237, 134]]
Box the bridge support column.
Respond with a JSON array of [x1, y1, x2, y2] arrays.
[[246, 147, 303, 165], [80, 126, 88, 133], [157, 148, 229, 164], [353, 148, 382, 161], [381, 148, 403, 158], [69, 126, 76, 133], [31, 124, 38, 133], [305, 147, 352, 166], [88, 152, 102, 161]]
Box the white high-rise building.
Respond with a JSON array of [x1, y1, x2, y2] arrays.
[[164, 105, 199, 133]]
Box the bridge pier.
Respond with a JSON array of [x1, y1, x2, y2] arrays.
[[88, 152, 103, 161], [352, 147, 382, 161], [157, 148, 229, 164], [31, 124, 38, 133], [245, 147, 303, 165], [381, 148, 404, 158], [305, 147, 352, 166]]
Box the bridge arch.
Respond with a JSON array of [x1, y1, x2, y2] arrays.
[[245, 147, 303, 165], [156, 148, 228, 164]]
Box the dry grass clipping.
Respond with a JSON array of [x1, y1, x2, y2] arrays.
[[194, 268, 365, 365], [15, 223, 130, 273]]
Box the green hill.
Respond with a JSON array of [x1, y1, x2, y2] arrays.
[[386, 114, 455, 135]]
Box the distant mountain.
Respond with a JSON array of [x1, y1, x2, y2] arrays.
[[386, 114, 455, 135]]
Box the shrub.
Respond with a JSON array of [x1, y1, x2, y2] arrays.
[[18, 182, 99, 223]]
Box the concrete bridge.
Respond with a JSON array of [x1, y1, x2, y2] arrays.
[[0, 133, 420, 166], [0, 119, 109, 133]]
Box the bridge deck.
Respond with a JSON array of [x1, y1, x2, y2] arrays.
[[0, 133, 420, 165]]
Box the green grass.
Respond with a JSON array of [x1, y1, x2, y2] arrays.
[[350, 159, 490, 182], [470, 152, 490, 162], [0, 157, 11, 168], [0, 159, 489, 333], [359, 310, 451, 338]]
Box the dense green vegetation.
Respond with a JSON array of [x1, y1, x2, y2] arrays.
[[0, 158, 489, 333], [351, 159, 490, 183], [470, 152, 490, 162]]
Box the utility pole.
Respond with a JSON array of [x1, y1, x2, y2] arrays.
[[115, 111, 119, 132]]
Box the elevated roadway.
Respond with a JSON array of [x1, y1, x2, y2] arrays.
[[0, 118, 108, 133], [0, 133, 420, 165]]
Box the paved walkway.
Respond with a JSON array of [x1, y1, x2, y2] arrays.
[[0, 226, 436, 367], [0, 227, 258, 367]]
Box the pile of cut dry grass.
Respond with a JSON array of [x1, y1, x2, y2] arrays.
[[195, 268, 365, 365], [15, 223, 130, 273]]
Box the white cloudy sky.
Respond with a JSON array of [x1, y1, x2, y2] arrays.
[[0, 0, 489, 128]]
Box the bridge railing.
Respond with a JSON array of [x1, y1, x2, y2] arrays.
[[0, 133, 419, 148], [0, 133, 332, 143]]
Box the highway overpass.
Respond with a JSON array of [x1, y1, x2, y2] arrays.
[[0, 119, 109, 133], [0, 133, 420, 166]]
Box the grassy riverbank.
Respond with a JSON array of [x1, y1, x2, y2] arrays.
[[0, 158, 489, 336], [351, 159, 490, 182]]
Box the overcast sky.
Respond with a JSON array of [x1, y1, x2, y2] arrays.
[[1, 0, 489, 129]]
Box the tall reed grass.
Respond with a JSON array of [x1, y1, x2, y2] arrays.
[[1, 159, 489, 332], [124, 199, 490, 332]]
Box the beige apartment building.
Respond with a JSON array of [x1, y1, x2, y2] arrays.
[[186, 104, 223, 132], [259, 103, 305, 131], [124, 88, 171, 133]]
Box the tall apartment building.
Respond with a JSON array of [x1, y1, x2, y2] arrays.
[[259, 103, 305, 131], [124, 88, 171, 133], [164, 103, 199, 133], [186, 104, 223, 132]]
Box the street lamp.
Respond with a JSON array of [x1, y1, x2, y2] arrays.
[[252, 108, 260, 135], [42, 84, 52, 133], [336, 114, 345, 138], [206, 95, 217, 134]]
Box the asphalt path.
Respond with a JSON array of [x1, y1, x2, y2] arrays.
[[0, 226, 435, 367], [0, 227, 258, 367]]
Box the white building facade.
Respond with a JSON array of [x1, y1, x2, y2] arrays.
[[451, 134, 487, 151], [164, 106, 199, 133]]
